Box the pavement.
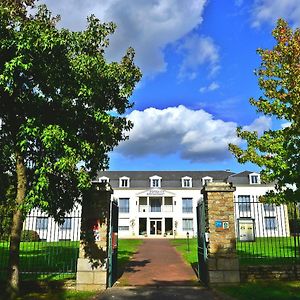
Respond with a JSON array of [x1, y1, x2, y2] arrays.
[[93, 239, 226, 300]]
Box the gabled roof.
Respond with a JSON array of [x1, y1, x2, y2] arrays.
[[96, 170, 234, 189], [228, 170, 254, 178]]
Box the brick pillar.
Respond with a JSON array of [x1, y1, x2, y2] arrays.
[[201, 182, 240, 284], [76, 182, 113, 291]]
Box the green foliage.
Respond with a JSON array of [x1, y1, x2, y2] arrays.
[[229, 19, 300, 204], [20, 230, 40, 242], [0, 2, 141, 217]]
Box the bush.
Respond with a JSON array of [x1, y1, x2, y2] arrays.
[[21, 230, 40, 242]]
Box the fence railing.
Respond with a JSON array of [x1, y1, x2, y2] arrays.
[[234, 198, 300, 265], [0, 208, 81, 281]]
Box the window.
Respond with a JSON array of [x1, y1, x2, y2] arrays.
[[99, 176, 109, 183], [182, 198, 193, 213], [150, 175, 162, 188], [119, 176, 130, 188], [264, 203, 276, 214], [182, 219, 193, 231], [60, 218, 72, 230], [118, 226, 129, 231], [265, 217, 277, 230], [249, 173, 260, 184], [182, 177, 192, 188], [150, 198, 161, 212], [202, 176, 213, 186], [36, 217, 48, 230], [238, 195, 251, 216], [119, 198, 129, 213]]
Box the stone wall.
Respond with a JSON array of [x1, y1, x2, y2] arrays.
[[240, 265, 300, 281], [202, 182, 240, 284], [76, 183, 113, 291]]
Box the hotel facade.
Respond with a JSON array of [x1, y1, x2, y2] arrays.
[[97, 170, 289, 239], [24, 170, 290, 241]]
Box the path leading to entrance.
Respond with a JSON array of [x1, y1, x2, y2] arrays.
[[93, 239, 224, 300], [120, 239, 197, 286]]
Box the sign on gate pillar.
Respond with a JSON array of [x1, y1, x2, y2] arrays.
[[201, 182, 240, 284], [76, 182, 113, 291]]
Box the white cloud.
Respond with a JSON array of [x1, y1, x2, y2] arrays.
[[281, 121, 291, 128], [116, 105, 242, 162], [41, 0, 207, 77], [242, 116, 272, 135], [199, 81, 220, 93], [178, 34, 220, 80], [252, 0, 300, 27]]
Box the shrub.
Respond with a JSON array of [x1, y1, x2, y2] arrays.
[[21, 230, 40, 242]]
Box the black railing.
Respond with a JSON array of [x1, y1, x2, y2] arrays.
[[234, 199, 300, 265], [0, 208, 81, 281]]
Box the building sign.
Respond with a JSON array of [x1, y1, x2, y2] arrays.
[[146, 189, 165, 196], [238, 219, 255, 242], [215, 220, 229, 231]]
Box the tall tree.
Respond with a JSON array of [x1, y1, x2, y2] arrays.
[[0, 2, 141, 297], [229, 19, 300, 204]]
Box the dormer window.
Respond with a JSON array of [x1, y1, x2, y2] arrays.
[[202, 176, 213, 186], [150, 175, 162, 188], [249, 173, 260, 184], [182, 176, 192, 188], [119, 176, 130, 188], [99, 176, 109, 183]]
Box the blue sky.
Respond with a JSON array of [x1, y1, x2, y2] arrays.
[[42, 0, 298, 172]]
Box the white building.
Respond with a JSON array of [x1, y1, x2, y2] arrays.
[[97, 170, 290, 239], [24, 170, 290, 241]]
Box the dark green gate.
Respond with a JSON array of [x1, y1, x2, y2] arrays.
[[107, 199, 119, 287], [197, 200, 208, 285]]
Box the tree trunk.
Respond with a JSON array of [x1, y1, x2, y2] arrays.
[[6, 150, 27, 299]]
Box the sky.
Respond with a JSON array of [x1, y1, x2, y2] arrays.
[[40, 0, 299, 173]]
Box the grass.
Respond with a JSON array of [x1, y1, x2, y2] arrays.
[[0, 238, 143, 299], [237, 237, 300, 265], [170, 238, 198, 269], [169, 237, 300, 266], [0, 241, 79, 281], [218, 281, 300, 300], [15, 290, 97, 300]]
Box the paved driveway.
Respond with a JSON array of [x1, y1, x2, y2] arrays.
[[94, 239, 225, 300]]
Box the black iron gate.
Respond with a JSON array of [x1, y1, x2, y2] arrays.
[[107, 199, 119, 288], [196, 200, 208, 285]]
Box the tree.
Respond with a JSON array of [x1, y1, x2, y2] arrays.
[[0, 2, 141, 297], [229, 19, 300, 205]]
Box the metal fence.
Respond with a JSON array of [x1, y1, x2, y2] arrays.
[[0, 208, 81, 281], [234, 197, 300, 265]]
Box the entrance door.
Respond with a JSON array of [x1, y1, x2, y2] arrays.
[[150, 220, 162, 235]]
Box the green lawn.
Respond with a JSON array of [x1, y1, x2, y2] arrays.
[[218, 281, 300, 300], [237, 237, 300, 265], [0, 241, 79, 281], [170, 238, 198, 269], [0, 239, 143, 282], [0, 239, 142, 299], [169, 237, 300, 266]]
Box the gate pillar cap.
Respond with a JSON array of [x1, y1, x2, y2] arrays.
[[201, 182, 236, 193]]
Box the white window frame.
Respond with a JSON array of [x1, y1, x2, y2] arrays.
[[149, 175, 162, 188], [181, 176, 192, 188], [249, 173, 260, 184], [265, 216, 277, 230], [202, 176, 213, 186], [99, 176, 109, 183], [182, 218, 193, 231], [119, 176, 130, 188]]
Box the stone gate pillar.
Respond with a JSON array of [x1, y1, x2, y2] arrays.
[[201, 182, 240, 284], [76, 182, 113, 291]]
